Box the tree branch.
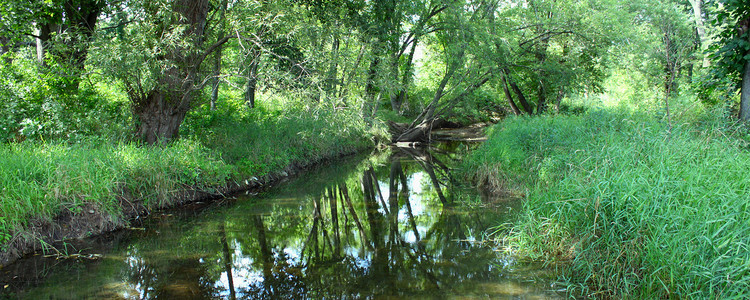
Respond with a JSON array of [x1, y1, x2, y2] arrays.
[[195, 35, 233, 68]]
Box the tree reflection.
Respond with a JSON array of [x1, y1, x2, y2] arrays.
[[11, 145, 539, 299]]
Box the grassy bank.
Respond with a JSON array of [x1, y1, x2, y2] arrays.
[[0, 106, 378, 263], [468, 107, 750, 298]]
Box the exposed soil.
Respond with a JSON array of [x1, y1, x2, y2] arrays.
[[0, 147, 369, 268]]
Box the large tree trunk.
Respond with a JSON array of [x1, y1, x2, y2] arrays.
[[131, 0, 211, 144], [133, 90, 190, 144], [210, 50, 222, 111]]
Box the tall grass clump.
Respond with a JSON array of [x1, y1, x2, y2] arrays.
[[183, 103, 378, 176], [468, 108, 750, 298], [0, 140, 233, 249]]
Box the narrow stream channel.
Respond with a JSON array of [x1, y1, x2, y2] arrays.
[[1, 142, 564, 299]]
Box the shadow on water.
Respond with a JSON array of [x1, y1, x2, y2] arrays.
[[1, 142, 566, 299]]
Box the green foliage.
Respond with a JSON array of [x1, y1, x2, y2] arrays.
[[0, 55, 131, 143], [467, 107, 750, 298], [710, 0, 750, 84]]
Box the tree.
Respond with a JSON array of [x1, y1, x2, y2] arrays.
[[689, 0, 710, 68], [0, 0, 105, 92], [101, 0, 230, 144], [711, 0, 750, 121], [208, 0, 228, 111]]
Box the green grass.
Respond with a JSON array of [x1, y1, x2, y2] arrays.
[[0, 101, 379, 252], [183, 105, 379, 176], [0, 140, 234, 247], [467, 108, 750, 298]]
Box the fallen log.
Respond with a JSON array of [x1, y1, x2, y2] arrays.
[[388, 117, 461, 143]]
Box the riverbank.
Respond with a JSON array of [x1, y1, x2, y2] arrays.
[[0, 110, 381, 267], [466, 108, 750, 298]]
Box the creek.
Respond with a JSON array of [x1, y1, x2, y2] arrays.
[[1, 141, 564, 299]]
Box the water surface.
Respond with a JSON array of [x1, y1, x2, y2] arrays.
[[1, 143, 564, 299]]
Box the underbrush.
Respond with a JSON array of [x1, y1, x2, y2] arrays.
[[467, 108, 750, 298]]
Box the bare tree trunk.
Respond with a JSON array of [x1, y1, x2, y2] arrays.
[[689, 0, 709, 68], [500, 73, 522, 115], [393, 39, 418, 114], [36, 24, 51, 64], [740, 58, 750, 121], [210, 46, 222, 110], [324, 35, 340, 98], [210, 0, 228, 111], [554, 90, 564, 113], [505, 69, 534, 114], [244, 46, 260, 109]]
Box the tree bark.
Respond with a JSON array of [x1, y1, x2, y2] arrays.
[[32, 0, 104, 91], [505, 68, 534, 114], [0, 35, 10, 65], [324, 35, 340, 98], [210, 50, 222, 111], [245, 58, 259, 109], [393, 39, 418, 113], [554, 90, 564, 113], [689, 0, 709, 68], [500, 72, 522, 115], [210, 0, 229, 111], [740, 58, 750, 121], [133, 90, 191, 144]]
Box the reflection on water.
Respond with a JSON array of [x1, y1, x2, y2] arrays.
[[1, 143, 564, 299]]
